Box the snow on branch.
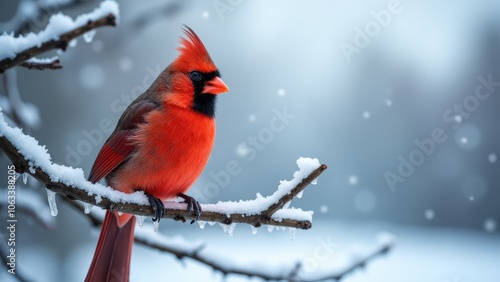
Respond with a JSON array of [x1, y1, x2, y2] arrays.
[[0, 0, 119, 73], [0, 110, 326, 229], [19, 56, 62, 71]]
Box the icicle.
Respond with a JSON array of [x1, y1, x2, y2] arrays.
[[197, 221, 207, 229], [153, 221, 160, 232], [297, 191, 304, 198], [251, 226, 258, 235], [84, 203, 92, 214], [267, 225, 275, 233], [117, 211, 123, 216], [22, 173, 28, 184], [289, 227, 296, 241], [83, 30, 96, 43], [69, 39, 77, 48], [221, 223, 236, 236], [45, 188, 58, 216], [137, 216, 146, 228], [311, 178, 318, 185]]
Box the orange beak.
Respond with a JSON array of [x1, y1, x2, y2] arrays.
[[202, 76, 229, 95]]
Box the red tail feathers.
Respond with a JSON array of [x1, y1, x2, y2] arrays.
[[85, 211, 135, 282]]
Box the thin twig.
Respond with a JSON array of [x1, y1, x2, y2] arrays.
[[261, 165, 326, 219], [287, 242, 394, 282], [19, 59, 62, 71], [0, 13, 116, 73], [0, 133, 325, 229]]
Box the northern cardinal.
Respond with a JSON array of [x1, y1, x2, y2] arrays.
[[85, 26, 229, 282]]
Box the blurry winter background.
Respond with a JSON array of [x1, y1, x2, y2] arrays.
[[1, 0, 499, 281]]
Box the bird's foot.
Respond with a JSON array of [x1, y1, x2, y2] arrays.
[[177, 193, 202, 224], [146, 193, 165, 223]]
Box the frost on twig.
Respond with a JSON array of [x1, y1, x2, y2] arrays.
[[0, 0, 119, 73], [0, 110, 326, 229]]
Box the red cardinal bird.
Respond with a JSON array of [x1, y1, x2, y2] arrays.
[[85, 26, 229, 282]]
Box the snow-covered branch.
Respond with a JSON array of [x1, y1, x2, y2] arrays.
[[19, 56, 62, 71], [0, 0, 119, 73], [0, 110, 326, 229]]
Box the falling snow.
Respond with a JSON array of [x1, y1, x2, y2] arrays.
[[385, 99, 392, 107], [425, 209, 435, 220], [119, 57, 133, 72], [362, 111, 371, 119], [79, 64, 105, 90], [248, 114, 256, 122], [320, 205, 328, 213], [488, 153, 497, 163], [484, 218, 496, 233], [202, 11, 210, 19], [236, 142, 250, 157], [277, 88, 285, 96], [348, 175, 358, 186]]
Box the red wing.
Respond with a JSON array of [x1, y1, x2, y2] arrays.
[[88, 131, 134, 183], [87, 101, 159, 183]]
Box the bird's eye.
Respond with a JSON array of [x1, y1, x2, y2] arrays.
[[189, 71, 202, 82]]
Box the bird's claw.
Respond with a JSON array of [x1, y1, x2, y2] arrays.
[[178, 193, 202, 224], [146, 193, 165, 223]]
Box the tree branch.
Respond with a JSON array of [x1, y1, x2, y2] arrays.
[[70, 201, 394, 282], [0, 127, 326, 229], [0, 13, 116, 73], [19, 58, 62, 71]]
